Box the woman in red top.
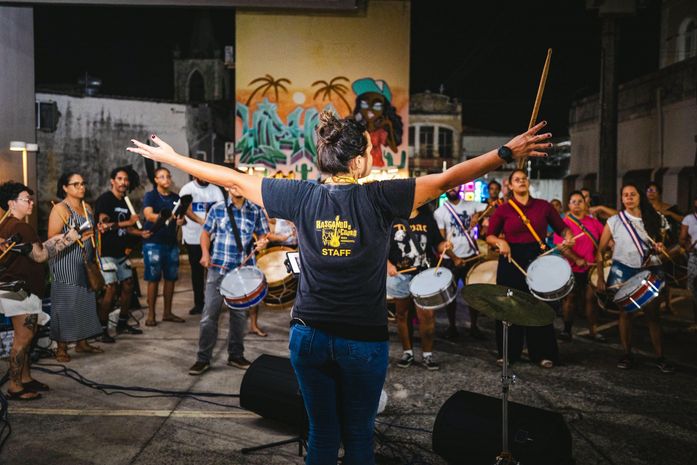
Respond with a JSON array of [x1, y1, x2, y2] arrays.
[[486, 169, 573, 368]]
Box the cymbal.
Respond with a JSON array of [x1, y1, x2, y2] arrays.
[[461, 284, 555, 326]]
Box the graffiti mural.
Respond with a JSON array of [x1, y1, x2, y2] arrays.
[[235, 76, 407, 179]]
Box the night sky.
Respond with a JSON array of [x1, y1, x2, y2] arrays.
[[34, 0, 661, 135]]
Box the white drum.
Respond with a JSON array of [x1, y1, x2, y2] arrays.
[[409, 267, 457, 310], [219, 266, 267, 310], [526, 255, 574, 301], [466, 259, 498, 285]]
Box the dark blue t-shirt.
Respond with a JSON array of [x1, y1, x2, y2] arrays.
[[142, 189, 179, 245], [261, 177, 415, 334]]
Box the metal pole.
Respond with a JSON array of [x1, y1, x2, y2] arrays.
[[502, 320, 510, 455]]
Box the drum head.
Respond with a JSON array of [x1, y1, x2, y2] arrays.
[[476, 239, 488, 257], [410, 268, 453, 297], [613, 270, 652, 301], [526, 255, 572, 294], [220, 266, 266, 299], [466, 260, 498, 285], [256, 246, 295, 286], [589, 261, 611, 288]]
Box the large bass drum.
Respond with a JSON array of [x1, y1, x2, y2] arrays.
[[409, 268, 457, 310], [256, 246, 298, 308]]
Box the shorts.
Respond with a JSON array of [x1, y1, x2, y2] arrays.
[[0, 294, 50, 326], [606, 260, 662, 288], [572, 271, 589, 293], [386, 273, 414, 299], [100, 256, 133, 285], [143, 243, 179, 282]]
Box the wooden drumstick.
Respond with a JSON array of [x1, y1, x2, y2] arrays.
[[508, 256, 528, 277], [124, 195, 143, 229], [469, 204, 493, 231], [236, 250, 257, 269], [644, 235, 675, 263], [0, 241, 17, 262], [538, 232, 585, 257], [398, 267, 417, 274], [518, 48, 552, 170], [82, 201, 97, 249], [434, 229, 453, 273], [51, 201, 83, 248], [0, 209, 11, 227]]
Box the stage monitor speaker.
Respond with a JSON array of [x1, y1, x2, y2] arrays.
[[432, 390, 573, 465], [239, 354, 308, 434]]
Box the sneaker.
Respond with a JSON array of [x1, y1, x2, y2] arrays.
[[589, 332, 606, 343], [397, 352, 414, 368], [442, 326, 459, 340], [617, 354, 633, 369], [655, 357, 674, 374], [188, 361, 209, 376], [188, 306, 202, 315], [558, 331, 572, 342], [423, 355, 440, 371], [117, 323, 143, 335], [228, 356, 251, 370], [97, 331, 116, 343]]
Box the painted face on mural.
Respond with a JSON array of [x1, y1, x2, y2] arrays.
[[355, 92, 386, 132]]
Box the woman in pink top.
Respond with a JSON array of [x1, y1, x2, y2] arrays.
[[553, 191, 605, 342]]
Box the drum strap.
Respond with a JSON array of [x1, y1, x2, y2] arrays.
[[566, 214, 599, 248], [225, 202, 244, 252], [443, 202, 479, 256], [507, 199, 547, 250], [618, 211, 649, 263]]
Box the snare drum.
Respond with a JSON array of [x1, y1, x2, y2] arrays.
[[219, 266, 268, 310], [465, 259, 498, 285], [526, 255, 574, 301], [409, 268, 457, 310], [256, 246, 297, 308], [612, 270, 664, 313]]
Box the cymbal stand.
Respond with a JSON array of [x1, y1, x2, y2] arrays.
[[495, 291, 519, 465]]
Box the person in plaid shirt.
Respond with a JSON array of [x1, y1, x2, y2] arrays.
[[188, 186, 269, 375]]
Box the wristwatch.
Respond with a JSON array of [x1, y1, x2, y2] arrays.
[[497, 145, 514, 163]]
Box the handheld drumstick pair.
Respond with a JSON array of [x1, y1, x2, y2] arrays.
[[123, 196, 143, 229], [81, 201, 97, 249], [538, 232, 585, 258], [51, 201, 84, 248]]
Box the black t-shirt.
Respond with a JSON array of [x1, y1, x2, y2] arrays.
[[95, 191, 130, 258], [0, 217, 46, 298], [262, 177, 415, 340], [388, 210, 443, 275]]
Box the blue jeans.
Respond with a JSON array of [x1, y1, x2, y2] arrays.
[[289, 324, 388, 465]]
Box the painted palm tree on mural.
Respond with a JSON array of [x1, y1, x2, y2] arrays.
[[312, 76, 352, 114], [246, 74, 292, 106]]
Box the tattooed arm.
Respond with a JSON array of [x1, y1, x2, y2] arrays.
[[29, 229, 81, 263]]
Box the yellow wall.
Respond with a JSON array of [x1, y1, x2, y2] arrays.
[[235, 0, 410, 180]]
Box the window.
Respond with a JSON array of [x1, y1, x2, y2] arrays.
[[188, 70, 206, 102], [677, 18, 697, 62], [438, 127, 453, 158], [409, 126, 415, 146], [419, 126, 434, 158]]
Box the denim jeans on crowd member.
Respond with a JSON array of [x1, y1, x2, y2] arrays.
[[142, 243, 179, 282], [289, 323, 388, 465], [196, 268, 247, 363]]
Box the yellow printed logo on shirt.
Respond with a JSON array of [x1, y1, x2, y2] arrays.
[[316, 215, 357, 257]]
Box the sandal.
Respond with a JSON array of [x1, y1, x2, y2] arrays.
[[162, 314, 185, 323], [249, 328, 268, 337], [145, 319, 157, 327], [75, 342, 104, 354], [6, 387, 42, 401], [539, 359, 554, 369], [55, 347, 71, 363], [23, 379, 50, 392]]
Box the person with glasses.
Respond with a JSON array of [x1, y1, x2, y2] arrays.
[[1, 181, 87, 399], [47, 172, 104, 362], [128, 113, 553, 465], [142, 167, 185, 326]]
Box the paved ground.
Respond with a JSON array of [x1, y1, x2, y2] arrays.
[[2, 261, 697, 465]]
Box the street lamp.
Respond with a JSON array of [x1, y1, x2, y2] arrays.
[[9, 141, 38, 187]]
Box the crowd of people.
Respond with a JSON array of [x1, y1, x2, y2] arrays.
[[1, 111, 695, 464]]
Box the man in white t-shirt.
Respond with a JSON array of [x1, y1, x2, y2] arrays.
[[179, 177, 224, 315], [433, 186, 487, 340], [680, 195, 697, 328]]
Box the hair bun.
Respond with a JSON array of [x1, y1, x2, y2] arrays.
[[317, 111, 342, 144]]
